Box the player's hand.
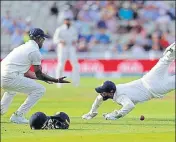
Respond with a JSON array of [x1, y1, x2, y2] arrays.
[[82, 112, 98, 120], [58, 76, 71, 83], [59, 40, 66, 46], [45, 81, 54, 84], [103, 113, 117, 120]]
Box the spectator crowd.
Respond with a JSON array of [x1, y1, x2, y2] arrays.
[[1, 1, 175, 57]]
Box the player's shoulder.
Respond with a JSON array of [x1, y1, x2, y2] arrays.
[[21, 41, 40, 54]]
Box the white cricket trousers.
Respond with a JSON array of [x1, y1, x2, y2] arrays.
[[56, 46, 80, 86], [142, 44, 175, 97], [1, 73, 46, 115]]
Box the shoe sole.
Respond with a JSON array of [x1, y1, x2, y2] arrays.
[[10, 118, 29, 124]]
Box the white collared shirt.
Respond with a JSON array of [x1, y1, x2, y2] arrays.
[[1, 40, 42, 75], [53, 24, 78, 46]]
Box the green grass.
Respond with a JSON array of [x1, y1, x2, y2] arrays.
[[1, 77, 175, 142]]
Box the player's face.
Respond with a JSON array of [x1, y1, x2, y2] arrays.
[[64, 19, 71, 26], [38, 37, 45, 48], [100, 92, 114, 99]]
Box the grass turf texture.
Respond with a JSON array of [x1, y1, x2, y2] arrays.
[[1, 77, 175, 142]]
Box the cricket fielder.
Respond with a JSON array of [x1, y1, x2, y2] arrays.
[[1, 28, 70, 124], [82, 42, 175, 120], [53, 17, 80, 88]]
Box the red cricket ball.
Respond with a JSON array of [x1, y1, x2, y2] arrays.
[[140, 115, 145, 121]]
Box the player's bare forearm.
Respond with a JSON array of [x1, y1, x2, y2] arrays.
[[24, 70, 37, 79], [36, 71, 59, 83], [33, 65, 70, 83]]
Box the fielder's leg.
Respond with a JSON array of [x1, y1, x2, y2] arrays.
[[1, 91, 16, 115], [2, 75, 46, 124], [56, 46, 67, 88], [15, 84, 46, 116], [69, 47, 80, 87], [143, 42, 175, 80], [166, 75, 175, 91]]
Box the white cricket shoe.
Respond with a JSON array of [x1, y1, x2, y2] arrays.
[[163, 42, 175, 61], [10, 113, 29, 124]]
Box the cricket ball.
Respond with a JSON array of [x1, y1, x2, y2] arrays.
[[140, 115, 145, 121]]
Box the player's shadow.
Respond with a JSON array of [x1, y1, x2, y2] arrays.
[[147, 118, 175, 122], [74, 117, 175, 126], [73, 122, 174, 126], [68, 128, 94, 130]]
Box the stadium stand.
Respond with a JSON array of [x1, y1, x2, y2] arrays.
[[1, 1, 175, 59]]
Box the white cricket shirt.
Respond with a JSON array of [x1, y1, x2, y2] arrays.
[[113, 79, 153, 104], [53, 24, 78, 46], [1, 40, 42, 76]]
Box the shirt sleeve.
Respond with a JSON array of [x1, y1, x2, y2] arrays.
[[53, 28, 64, 44], [89, 95, 103, 113], [28, 51, 42, 65], [113, 95, 135, 118]]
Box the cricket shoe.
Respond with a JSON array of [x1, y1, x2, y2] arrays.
[[10, 113, 29, 124], [163, 42, 175, 61]]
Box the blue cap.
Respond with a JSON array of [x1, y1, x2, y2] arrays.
[[29, 28, 49, 38], [95, 81, 116, 93]]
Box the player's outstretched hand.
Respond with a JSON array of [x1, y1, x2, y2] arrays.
[[103, 113, 117, 120], [82, 112, 98, 120], [58, 76, 71, 83]]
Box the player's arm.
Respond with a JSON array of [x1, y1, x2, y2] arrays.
[[33, 65, 70, 83], [53, 28, 65, 45], [28, 51, 70, 83], [103, 95, 135, 120], [82, 95, 103, 120], [24, 70, 37, 79], [72, 28, 78, 46]]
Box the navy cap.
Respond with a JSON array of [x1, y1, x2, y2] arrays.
[[29, 28, 49, 38], [29, 112, 48, 130], [95, 81, 116, 93]]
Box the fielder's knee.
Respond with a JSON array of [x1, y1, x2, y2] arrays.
[[32, 85, 46, 97], [38, 85, 46, 95]]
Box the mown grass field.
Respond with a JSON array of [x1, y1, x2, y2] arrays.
[[1, 77, 175, 142]]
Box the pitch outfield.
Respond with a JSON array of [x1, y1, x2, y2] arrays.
[[1, 77, 175, 142]]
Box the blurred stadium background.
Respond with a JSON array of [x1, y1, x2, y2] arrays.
[[1, 2, 175, 141], [1, 1, 175, 77]]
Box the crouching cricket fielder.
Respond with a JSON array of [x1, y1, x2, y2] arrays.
[[1, 28, 70, 124]]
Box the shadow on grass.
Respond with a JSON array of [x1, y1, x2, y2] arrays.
[[73, 122, 174, 126], [68, 128, 95, 130]]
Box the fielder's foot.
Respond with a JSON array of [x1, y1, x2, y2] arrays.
[[163, 42, 175, 61], [10, 113, 29, 124]]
